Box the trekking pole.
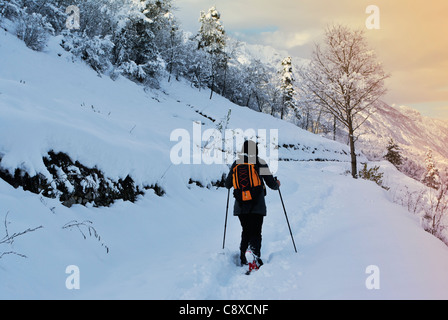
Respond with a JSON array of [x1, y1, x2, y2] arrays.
[[222, 188, 230, 250], [277, 181, 298, 253]]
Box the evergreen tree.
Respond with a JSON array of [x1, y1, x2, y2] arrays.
[[144, 0, 179, 56], [422, 149, 440, 189], [162, 11, 181, 82], [384, 138, 403, 167], [197, 6, 227, 99], [279, 56, 296, 120], [111, 0, 161, 83], [57, 0, 114, 72]]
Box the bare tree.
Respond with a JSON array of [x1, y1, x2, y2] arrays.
[[299, 24, 389, 178]]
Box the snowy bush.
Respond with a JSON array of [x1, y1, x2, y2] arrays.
[[420, 185, 448, 245], [392, 186, 425, 215], [62, 31, 114, 74], [400, 156, 425, 182], [116, 61, 148, 82], [0, 0, 23, 21], [359, 163, 389, 190], [16, 12, 53, 51], [391, 179, 448, 245], [421, 149, 441, 189]]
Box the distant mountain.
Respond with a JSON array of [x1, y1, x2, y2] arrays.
[[241, 42, 306, 66], [345, 102, 448, 179], [228, 37, 308, 72], [233, 39, 448, 181]]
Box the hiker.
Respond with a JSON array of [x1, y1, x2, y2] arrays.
[[225, 140, 281, 269]]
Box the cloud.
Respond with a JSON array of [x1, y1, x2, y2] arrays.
[[407, 101, 448, 119], [260, 30, 311, 50], [231, 29, 312, 51]]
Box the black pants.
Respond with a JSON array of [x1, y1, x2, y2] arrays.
[[238, 215, 264, 261]]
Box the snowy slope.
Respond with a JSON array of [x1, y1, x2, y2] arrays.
[[1, 30, 448, 300], [0, 31, 352, 188]]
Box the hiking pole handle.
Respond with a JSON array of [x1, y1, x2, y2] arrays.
[[278, 187, 298, 253], [222, 188, 230, 250]]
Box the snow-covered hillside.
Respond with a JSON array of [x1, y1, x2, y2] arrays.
[[1, 30, 448, 300], [340, 101, 448, 177]]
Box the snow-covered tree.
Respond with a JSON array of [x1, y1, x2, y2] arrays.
[[241, 58, 271, 111], [197, 6, 227, 99], [162, 11, 182, 82], [299, 24, 389, 178], [279, 56, 296, 120], [24, 0, 67, 33], [0, 0, 55, 51], [62, 32, 114, 73], [422, 149, 440, 189], [0, 0, 23, 20], [143, 0, 180, 68], [215, 39, 259, 110], [16, 11, 53, 51], [57, 0, 117, 75], [385, 138, 403, 168], [112, 1, 159, 82]]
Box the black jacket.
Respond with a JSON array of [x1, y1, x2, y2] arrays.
[[225, 155, 279, 216]]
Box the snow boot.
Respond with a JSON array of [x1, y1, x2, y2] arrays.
[[245, 250, 262, 274]]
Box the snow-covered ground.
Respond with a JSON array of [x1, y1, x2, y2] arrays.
[[1, 30, 448, 300]]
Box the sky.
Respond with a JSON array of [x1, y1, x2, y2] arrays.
[[173, 0, 448, 119]]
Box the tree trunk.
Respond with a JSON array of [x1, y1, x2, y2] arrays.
[[315, 109, 322, 134], [333, 115, 337, 141], [209, 56, 215, 99], [209, 73, 214, 99], [305, 111, 309, 131], [168, 30, 175, 83], [222, 59, 228, 97], [255, 94, 262, 112], [280, 98, 285, 119], [246, 92, 252, 107], [348, 121, 357, 178]]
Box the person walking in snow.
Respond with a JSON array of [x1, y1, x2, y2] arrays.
[[225, 140, 280, 269]]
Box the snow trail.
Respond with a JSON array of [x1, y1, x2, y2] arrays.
[[1, 30, 448, 300]]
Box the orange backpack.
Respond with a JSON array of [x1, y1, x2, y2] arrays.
[[232, 163, 264, 202]]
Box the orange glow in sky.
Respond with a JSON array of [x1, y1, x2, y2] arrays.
[[176, 0, 448, 118]]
